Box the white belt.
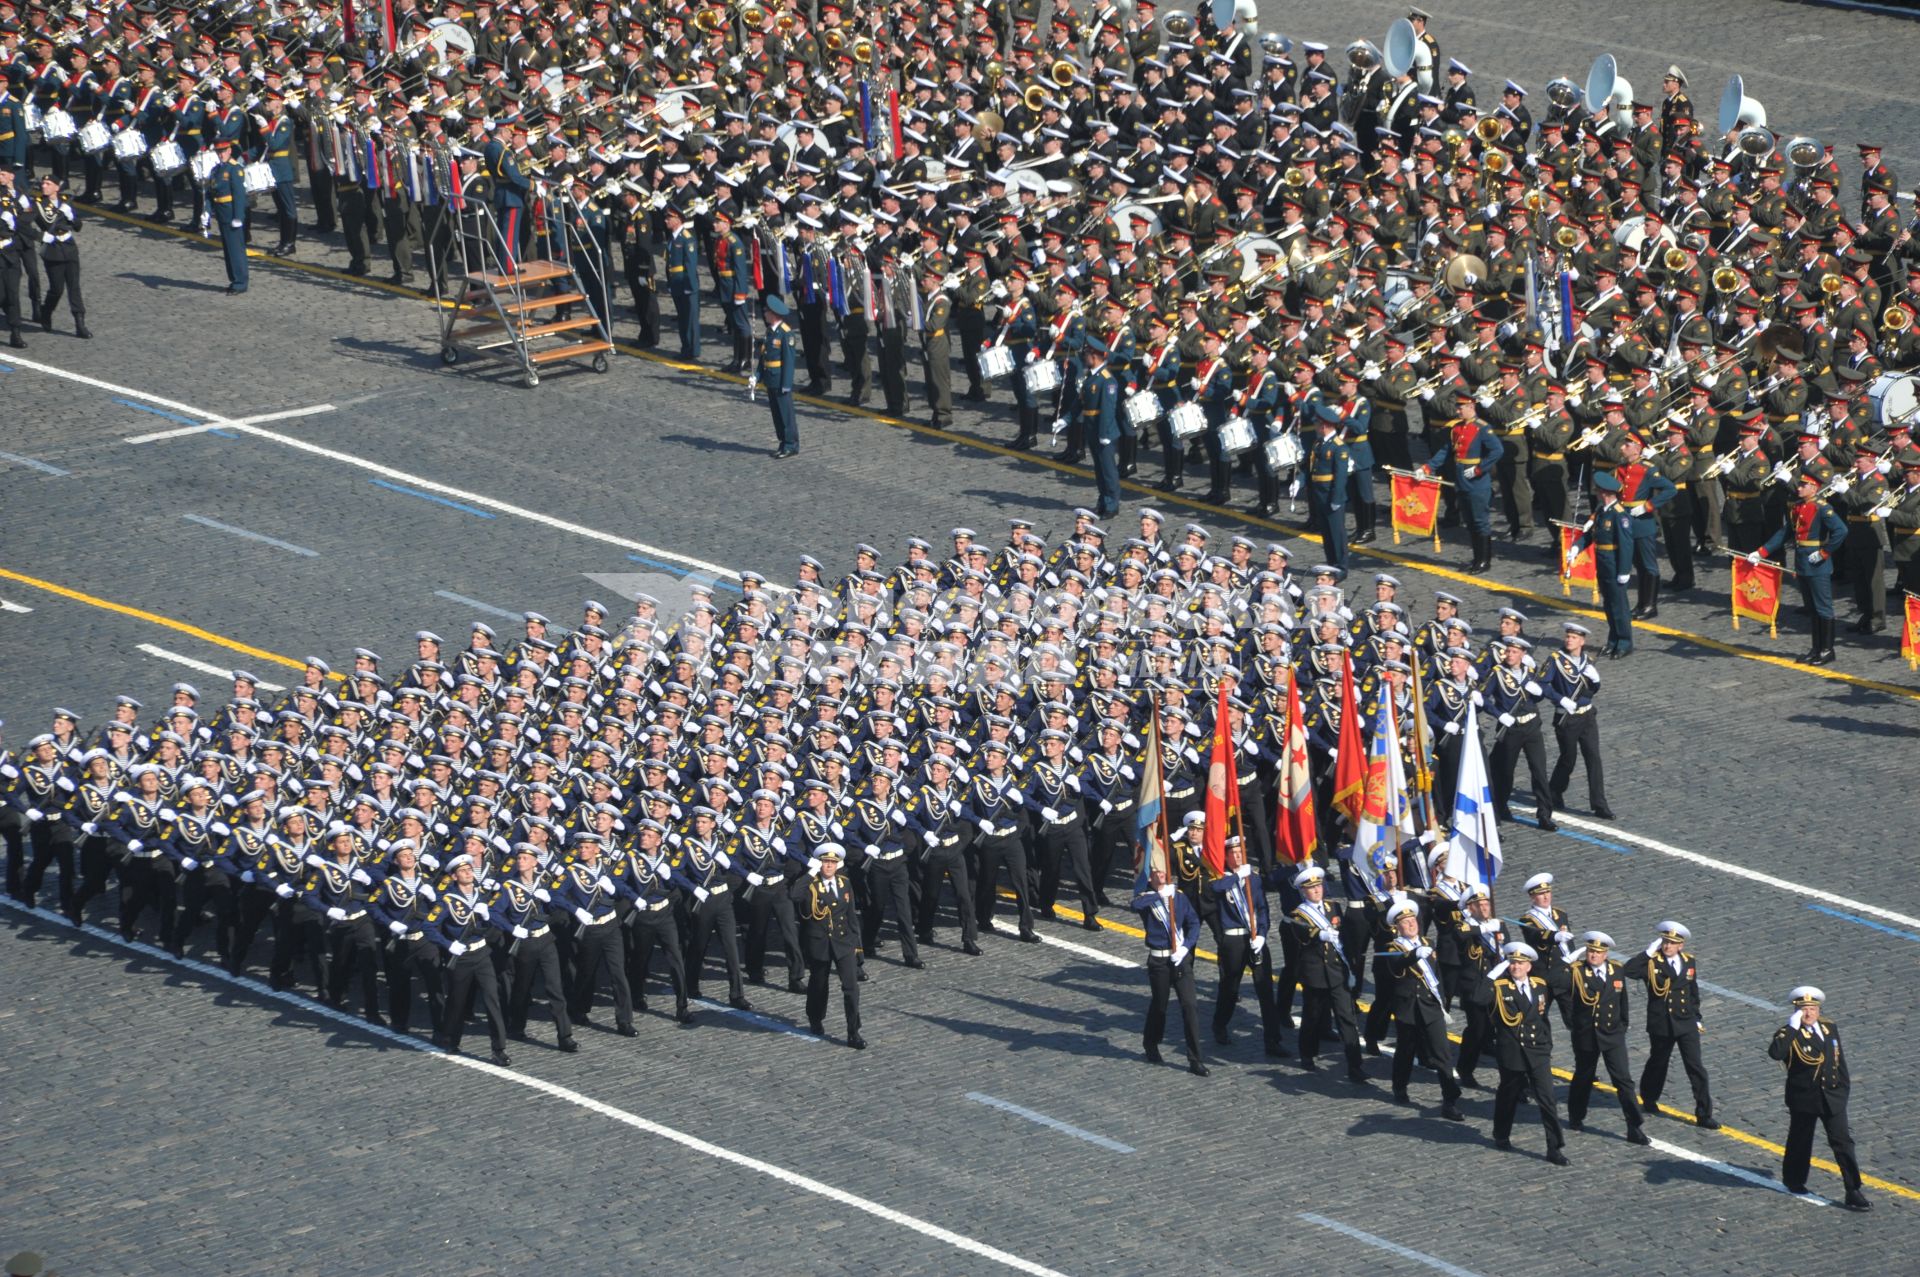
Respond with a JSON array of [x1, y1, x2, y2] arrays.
[[583, 910, 617, 925], [644, 897, 673, 911], [1147, 947, 1173, 958], [1223, 927, 1249, 937], [1046, 811, 1080, 826], [872, 849, 905, 861], [703, 883, 730, 896]]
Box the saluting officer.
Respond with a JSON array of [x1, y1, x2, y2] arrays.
[[1769, 986, 1870, 1209], [1623, 920, 1718, 1129], [1550, 931, 1651, 1144], [793, 844, 865, 1048], [1488, 941, 1569, 1165]]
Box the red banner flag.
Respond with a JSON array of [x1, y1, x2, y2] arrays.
[[1555, 521, 1598, 601], [1332, 655, 1366, 829], [1274, 670, 1319, 865], [1389, 469, 1444, 550], [1903, 592, 1920, 670], [1731, 554, 1783, 637], [1202, 679, 1237, 877]]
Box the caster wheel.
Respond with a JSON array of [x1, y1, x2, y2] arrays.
[[440, 345, 457, 365], [592, 353, 610, 374], [523, 370, 540, 388]]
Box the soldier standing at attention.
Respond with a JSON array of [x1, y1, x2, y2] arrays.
[[921, 266, 954, 429], [763, 295, 799, 459]]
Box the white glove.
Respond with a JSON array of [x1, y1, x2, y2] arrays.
[[1808, 550, 1824, 564], [25, 808, 42, 822], [127, 838, 143, 851], [1042, 806, 1060, 822], [351, 867, 373, 885], [473, 902, 490, 920], [1486, 960, 1510, 981], [1700, 372, 1718, 388], [862, 845, 880, 859], [807, 857, 823, 875], [596, 875, 615, 892], [1251, 934, 1267, 954], [1644, 937, 1662, 957], [1558, 696, 1577, 714], [1498, 713, 1515, 728], [1616, 573, 1631, 584], [1442, 721, 1461, 736], [1420, 387, 1436, 402], [1415, 944, 1433, 959], [694, 886, 710, 902], [1788, 1009, 1804, 1030], [1401, 157, 1416, 172], [1171, 945, 1189, 965], [327, 906, 347, 921], [82, 821, 97, 835], [574, 907, 594, 925], [449, 940, 468, 957], [389, 920, 407, 936], [977, 818, 993, 834], [1746, 551, 1761, 566], [1327, 748, 1337, 761], [230, 219, 242, 229], [1099, 799, 1113, 814], [1318, 928, 1340, 945], [1235, 864, 1252, 879], [1469, 690, 1484, 707], [275, 882, 295, 899], [241, 870, 256, 884], [1830, 477, 1850, 494], [512, 925, 529, 940], [747, 872, 766, 887], [181, 856, 200, 871], [1157, 883, 1176, 899], [1555, 927, 1572, 943], [1524, 680, 1543, 696], [533, 888, 551, 903]]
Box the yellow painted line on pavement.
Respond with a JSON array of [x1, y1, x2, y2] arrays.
[[89, 204, 1918, 704]]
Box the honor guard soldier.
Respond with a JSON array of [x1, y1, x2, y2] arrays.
[[1570, 450, 1638, 651], [965, 740, 1039, 942], [1551, 931, 1652, 1144], [730, 789, 806, 990], [1449, 884, 1508, 1088], [713, 206, 752, 373], [1487, 941, 1570, 1165], [621, 820, 698, 1023], [430, 853, 512, 1065], [849, 766, 923, 967], [1383, 898, 1466, 1119], [1288, 863, 1368, 1083], [258, 88, 298, 256], [1208, 839, 1286, 1057], [367, 840, 445, 1037], [559, 831, 637, 1035], [1131, 864, 1208, 1076], [1306, 402, 1353, 570], [1082, 337, 1124, 519], [675, 808, 753, 1009], [1024, 729, 1100, 931], [303, 824, 384, 1024], [1752, 471, 1849, 666], [1483, 637, 1556, 830], [921, 265, 955, 429], [793, 844, 864, 1048], [1624, 920, 1718, 1129], [1770, 986, 1870, 1209], [31, 176, 87, 337], [762, 295, 799, 458], [904, 755, 979, 957], [1542, 623, 1614, 820]]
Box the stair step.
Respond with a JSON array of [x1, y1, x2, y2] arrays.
[[497, 291, 585, 314], [528, 339, 615, 365], [468, 260, 571, 287], [518, 316, 605, 339], [448, 320, 507, 341]]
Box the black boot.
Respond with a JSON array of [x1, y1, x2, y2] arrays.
[[1641, 577, 1658, 620], [1812, 615, 1837, 665], [1802, 616, 1825, 664], [1119, 434, 1137, 477], [7, 329, 22, 349]]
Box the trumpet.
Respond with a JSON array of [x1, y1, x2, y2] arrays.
[[1572, 423, 1611, 452], [1702, 450, 1739, 480], [1866, 491, 1899, 521]]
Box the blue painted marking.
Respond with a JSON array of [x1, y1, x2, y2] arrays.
[[626, 551, 742, 592], [0, 449, 69, 477], [369, 478, 496, 518], [1555, 827, 1634, 856], [1806, 904, 1920, 943], [0, 361, 13, 372], [115, 398, 200, 426], [207, 429, 238, 439], [965, 1092, 1135, 1153]]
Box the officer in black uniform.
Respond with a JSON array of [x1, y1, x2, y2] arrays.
[[1488, 941, 1569, 1165], [1769, 985, 1869, 1209], [1287, 864, 1367, 1083], [792, 844, 865, 1048], [1382, 899, 1465, 1119], [1551, 931, 1651, 1143], [1623, 919, 1719, 1129]]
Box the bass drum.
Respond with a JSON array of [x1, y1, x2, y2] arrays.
[[1868, 373, 1918, 429], [977, 344, 1015, 380]]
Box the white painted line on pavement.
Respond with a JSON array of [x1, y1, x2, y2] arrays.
[[433, 590, 524, 622], [1298, 1212, 1486, 1276], [690, 997, 823, 1041], [0, 898, 1070, 1277], [1, 599, 32, 614], [1034, 932, 1138, 969], [137, 642, 285, 692], [1697, 980, 1786, 1013], [0, 448, 70, 477], [0, 355, 748, 584], [966, 1092, 1135, 1153], [181, 513, 320, 558], [1526, 808, 1920, 931], [1646, 1138, 1832, 1208], [125, 403, 336, 445]]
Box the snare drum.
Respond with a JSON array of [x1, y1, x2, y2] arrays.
[[1219, 416, 1256, 455], [243, 161, 276, 193], [190, 149, 218, 184], [977, 344, 1016, 380], [42, 108, 77, 143], [112, 128, 148, 160], [24, 101, 44, 141], [1264, 432, 1305, 471], [77, 120, 112, 154], [1023, 359, 1062, 396], [1168, 402, 1207, 440], [1124, 388, 1163, 427], [150, 139, 187, 177], [1868, 372, 1918, 429]]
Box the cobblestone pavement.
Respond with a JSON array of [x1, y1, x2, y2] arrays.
[[3, 2, 1918, 1272]]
